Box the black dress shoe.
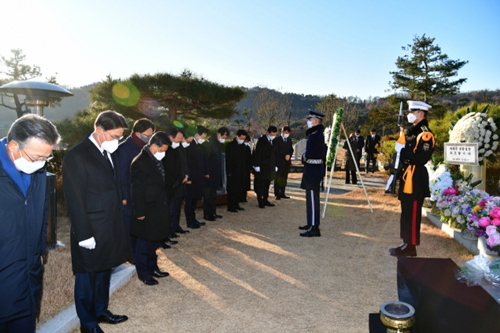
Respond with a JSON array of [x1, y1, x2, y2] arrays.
[[281, 195, 290, 199], [97, 310, 129, 324], [152, 270, 170, 278], [204, 215, 215, 221], [228, 208, 239, 212], [389, 244, 417, 257], [236, 206, 245, 211], [258, 203, 265, 208], [80, 326, 104, 333], [165, 238, 178, 245], [141, 276, 159, 286], [176, 228, 189, 234], [298, 225, 310, 230], [160, 243, 171, 249], [170, 232, 179, 238], [300, 227, 321, 237], [213, 213, 223, 218], [196, 220, 206, 226], [264, 201, 275, 207], [187, 223, 201, 229], [275, 196, 281, 200]]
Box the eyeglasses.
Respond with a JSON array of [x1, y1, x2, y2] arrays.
[[105, 131, 123, 141], [22, 149, 54, 163]]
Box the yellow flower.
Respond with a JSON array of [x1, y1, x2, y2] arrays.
[[474, 205, 481, 213]]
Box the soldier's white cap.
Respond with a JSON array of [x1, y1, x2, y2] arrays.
[[407, 101, 432, 112]]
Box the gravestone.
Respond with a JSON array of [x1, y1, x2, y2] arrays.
[[293, 139, 307, 161]]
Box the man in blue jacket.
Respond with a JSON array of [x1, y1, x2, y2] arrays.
[[0, 115, 60, 333], [299, 110, 326, 237]]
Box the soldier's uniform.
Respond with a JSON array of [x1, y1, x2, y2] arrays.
[[299, 110, 326, 237], [390, 101, 435, 257]]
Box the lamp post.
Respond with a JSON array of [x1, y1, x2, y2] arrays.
[[0, 80, 73, 116]]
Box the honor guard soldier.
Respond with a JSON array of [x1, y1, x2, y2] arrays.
[[389, 101, 435, 257], [299, 110, 326, 237]]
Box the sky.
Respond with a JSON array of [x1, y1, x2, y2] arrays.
[[1, 0, 499, 100]]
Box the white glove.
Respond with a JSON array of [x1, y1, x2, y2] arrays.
[[254, 166, 260, 172], [275, 166, 278, 172], [79, 237, 96, 250], [395, 143, 405, 154]]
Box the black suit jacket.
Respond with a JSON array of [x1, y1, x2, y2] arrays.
[[253, 135, 277, 179], [130, 147, 170, 241], [274, 135, 294, 173], [62, 137, 132, 273]]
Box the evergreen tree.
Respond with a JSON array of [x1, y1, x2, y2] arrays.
[[389, 35, 468, 103]]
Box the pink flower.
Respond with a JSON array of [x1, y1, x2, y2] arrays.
[[479, 217, 491, 228], [479, 200, 487, 208], [486, 225, 499, 236], [492, 219, 500, 226], [490, 207, 500, 219], [486, 233, 500, 247]]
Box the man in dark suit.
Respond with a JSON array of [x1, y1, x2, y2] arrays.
[[299, 110, 326, 237], [184, 126, 208, 228], [354, 129, 364, 168], [63, 110, 132, 333], [225, 129, 249, 212], [130, 132, 171, 286], [116, 118, 155, 257], [164, 128, 189, 236], [203, 127, 229, 221], [274, 126, 294, 199], [253, 126, 278, 208], [364, 128, 381, 174]]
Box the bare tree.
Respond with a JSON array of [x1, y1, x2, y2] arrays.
[[254, 88, 290, 131]]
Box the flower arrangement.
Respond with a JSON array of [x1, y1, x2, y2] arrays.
[[467, 196, 500, 253], [449, 105, 499, 165], [427, 163, 453, 201], [325, 107, 344, 168]]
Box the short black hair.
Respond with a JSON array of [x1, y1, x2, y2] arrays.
[[168, 127, 184, 138], [218, 127, 229, 136], [132, 118, 155, 133], [236, 129, 248, 138], [267, 126, 278, 133], [148, 131, 171, 147], [95, 110, 128, 130], [8, 114, 60, 148], [371, 129, 376, 132], [197, 125, 208, 135], [356, 129, 361, 134], [282, 126, 291, 133]]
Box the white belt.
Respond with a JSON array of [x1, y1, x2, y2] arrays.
[[306, 159, 323, 164]]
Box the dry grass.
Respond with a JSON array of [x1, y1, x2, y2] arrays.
[[39, 172, 474, 332]]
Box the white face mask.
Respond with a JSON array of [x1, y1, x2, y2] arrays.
[[154, 151, 165, 161], [244, 142, 250, 147], [101, 139, 119, 153], [283, 133, 290, 139], [171, 142, 180, 149], [182, 142, 190, 148], [218, 138, 226, 144], [12, 154, 45, 174], [237, 139, 244, 145], [307, 120, 313, 128], [198, 138, 205, 144], [407, 113, 417, 123]]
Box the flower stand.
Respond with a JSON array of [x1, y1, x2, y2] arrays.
[[477, 236, 499, 260], [460, 164, 486, 191]]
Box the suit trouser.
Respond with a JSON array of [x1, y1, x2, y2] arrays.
[[169, 198, 183, 231], [345, 169, 357, 184], [400, 198, 424, 246], [203, 187, 217, 216], [274, 170, 289, 197], [0, 313, 36, 333], [306, 189, 320, 227], [75, 270, 111, 329], [184, 196, 200, 225], [134, 239, 159, 280], [124, 214, 137, 255], [254, 176, 271, 203], [366, 153, 377, 172], [227, 191, 244, 210]]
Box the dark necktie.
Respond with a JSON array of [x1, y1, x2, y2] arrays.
[[103, 150, 114, 169]]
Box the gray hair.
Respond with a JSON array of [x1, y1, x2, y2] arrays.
[[7, 114, 60, 148]]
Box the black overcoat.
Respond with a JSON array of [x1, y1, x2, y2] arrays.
[[364, 134, 381, 154], [62, 137, 132, 273], [204, 134, 224, 190], [343, 138, 358, 171], [225, 139, 249, 193], [274, 135, 294, 175], [163, 147, 186, 199], [184, 142, 205, 199], [0, 143, 48, 322], [130, 148, 170, 241], [300, 124, 326, 191], [252, 135, 277, 180]]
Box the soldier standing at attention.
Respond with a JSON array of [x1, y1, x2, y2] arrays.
[[389, 101, 435, 257], [299, 110, 326, 237]]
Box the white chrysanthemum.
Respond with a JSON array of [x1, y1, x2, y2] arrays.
[[493, 134, 499, 140], [485, 150, 493, 156]]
